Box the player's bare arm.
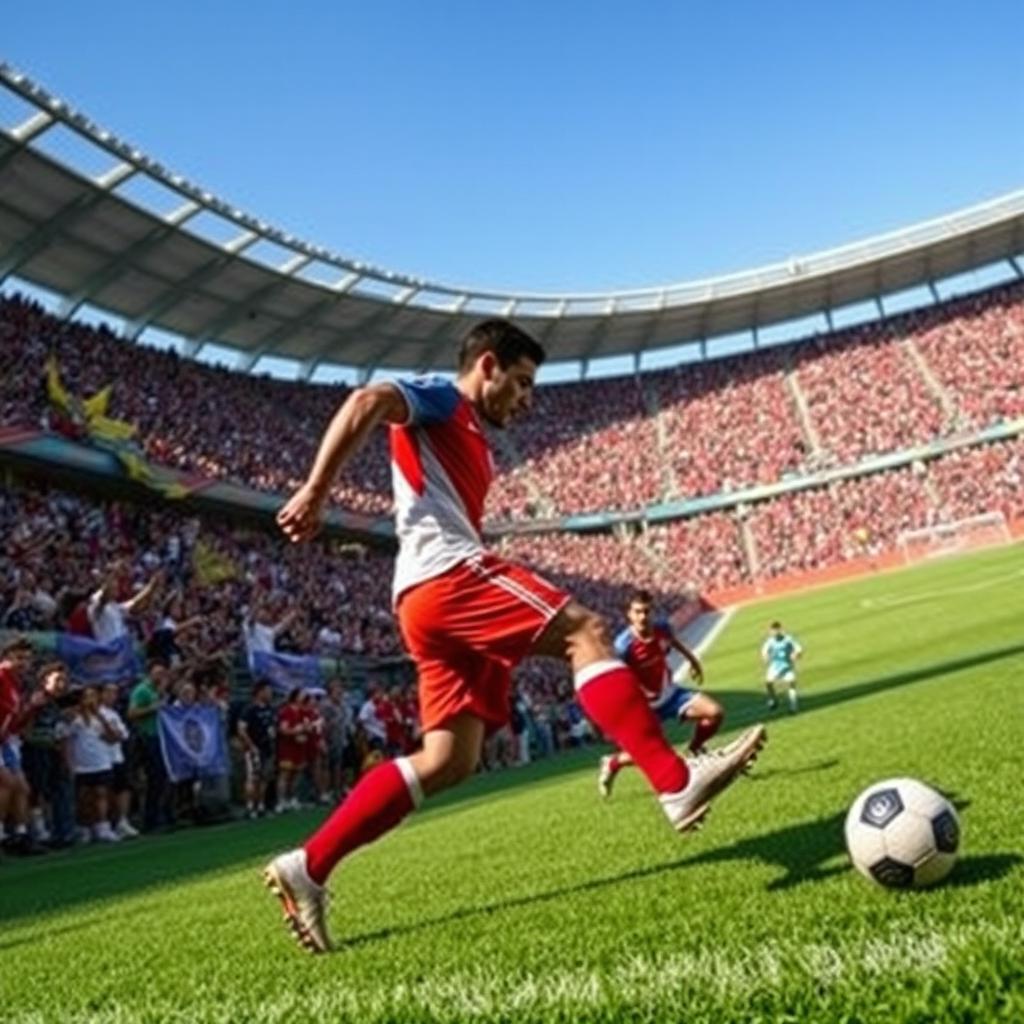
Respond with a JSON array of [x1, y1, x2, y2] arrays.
[[278, 382, 408, 544], [671, 636, 704, 684]]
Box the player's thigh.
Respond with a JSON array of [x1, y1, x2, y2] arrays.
[[416, 647, 510, 736], [531, 599, 611, 662], [401, 555, 570, 665], [680, 691, 722, 721]]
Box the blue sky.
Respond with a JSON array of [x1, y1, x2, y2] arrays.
[[4, 1, 1024, 375]]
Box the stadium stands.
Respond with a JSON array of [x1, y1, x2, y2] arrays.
[[4, 283, 1024, 522]]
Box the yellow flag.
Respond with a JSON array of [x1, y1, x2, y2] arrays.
[[193, 539, 238, 586], [45, 356, 71, 414], [82, 385, 112, 420]]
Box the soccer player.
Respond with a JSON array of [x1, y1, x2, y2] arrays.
[[762, 621, 803, 712], [598, 589, 726, 798], [264, 319, 766, 953]]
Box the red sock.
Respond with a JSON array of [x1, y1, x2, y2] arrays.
[[576, 661, 689, 794], [304, 758, 422, 885], [689, 715, 722, 753]]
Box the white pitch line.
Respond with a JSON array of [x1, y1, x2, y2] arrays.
[[860, 566, 1024, 610], [695, 606, 736, 656]]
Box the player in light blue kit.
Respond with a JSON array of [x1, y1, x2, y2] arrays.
[[761, 621, 803, 712]]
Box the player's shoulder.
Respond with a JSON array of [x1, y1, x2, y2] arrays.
[[613, 626, 633, 653], [393, 374, 461, 426], [653, 616, 673, 637]]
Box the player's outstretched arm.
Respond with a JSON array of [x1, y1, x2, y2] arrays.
[[278, 383, 408, 543], [672, 638, 704, 684]]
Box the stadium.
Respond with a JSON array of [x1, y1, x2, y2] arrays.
[[1, 29, 1022, 1024]]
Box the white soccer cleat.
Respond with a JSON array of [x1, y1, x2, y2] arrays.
[[659, 724, 767, 833], [263, 848, 332, 954], [598, 755, 617, 799], [115, 819, 140, 839]]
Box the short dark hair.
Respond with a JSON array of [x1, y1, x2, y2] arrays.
[[457, 319, 546, 374], [253, 679, 272, 696], [627, 589, 654, 609], [770, 621, 782, 630], [1, 636, 33, 657]]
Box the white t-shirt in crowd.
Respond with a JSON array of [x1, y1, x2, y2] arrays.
[[98, 706, 129, 765], [244, 619, 280, 655], [316, 626, 343, 656], [67, 714, 114, 774], [358, 699, 386, 743], [88, 590, 130, 644]]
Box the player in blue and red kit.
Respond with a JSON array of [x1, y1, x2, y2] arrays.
[[264, 319, 766, 954], [598, 589, 726, 797]]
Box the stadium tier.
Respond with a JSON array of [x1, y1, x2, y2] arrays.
[[3, 281, 1023, 523]]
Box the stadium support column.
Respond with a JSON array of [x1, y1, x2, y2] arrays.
[[927, 281, 941, 304], [1011, 257, 1024, 280]]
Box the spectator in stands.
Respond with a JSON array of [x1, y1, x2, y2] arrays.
[[88, 562, 164, 644], [99, 682, 138, 839], [128, 658, 173, 832], [320, 678, 354, 799], [1, 646, 67, 853], [237, 680, 277, 818], [276, 687, 308, 812], [66, 684, 120, 844], [357, 685, 387, 754]]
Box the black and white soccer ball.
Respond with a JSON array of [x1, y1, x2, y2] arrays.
[[844, 777, 960, 889]]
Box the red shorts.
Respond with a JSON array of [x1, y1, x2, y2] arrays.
[[277, 743, 308, 770], [398, 553, 570, 733]]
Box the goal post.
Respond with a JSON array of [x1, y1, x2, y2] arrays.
[[898, 512, 1011, 564]]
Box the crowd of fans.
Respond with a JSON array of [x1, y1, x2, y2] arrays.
[[913, 285, 1024, 430], [0, 482, 401, 661], [652, 348, 810, 499], [2, 283, 1024, 521], [793, 324, 949, 464], [0, 294, 393, 515]]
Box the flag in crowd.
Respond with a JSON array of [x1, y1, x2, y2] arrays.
[[157, 703, 228, 783], [55, 632, 140, 685], [249, 649, 323, 694]]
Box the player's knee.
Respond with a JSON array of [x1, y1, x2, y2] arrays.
[[416, 746, 477, 793], [563, 607, 612, 660]]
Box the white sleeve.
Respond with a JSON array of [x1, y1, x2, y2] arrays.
[[87, 588, 105, 624]]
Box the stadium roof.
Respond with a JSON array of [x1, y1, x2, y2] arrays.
[[2, 62, 1023, 378]]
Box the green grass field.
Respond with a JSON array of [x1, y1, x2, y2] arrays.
[[3, 544, 1023, 1023]]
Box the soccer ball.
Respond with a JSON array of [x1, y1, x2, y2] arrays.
[[844, 777, 960, 889]]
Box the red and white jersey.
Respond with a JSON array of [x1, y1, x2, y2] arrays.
[[390, 377, 492, 602], [614, 620, 675, 704]]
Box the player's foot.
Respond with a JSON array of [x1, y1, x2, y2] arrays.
[[598, 755, 618, 799], [660, 725, 767, 833], [711, 734, 759, 774], [766, 698, 778, 710], [115, 819, 140, 839], [263, 849, 332, 954]]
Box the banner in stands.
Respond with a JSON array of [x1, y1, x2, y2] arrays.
[[157, 704, 228, 783], [55, 633, 140, 685], [249, 649, 323, 694]]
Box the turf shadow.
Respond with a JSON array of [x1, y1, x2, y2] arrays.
[[939, 852, 1023, 889], [745, 757, 840, 783], [337, 811, 851, 950], [713, 640, 1024, 730]]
